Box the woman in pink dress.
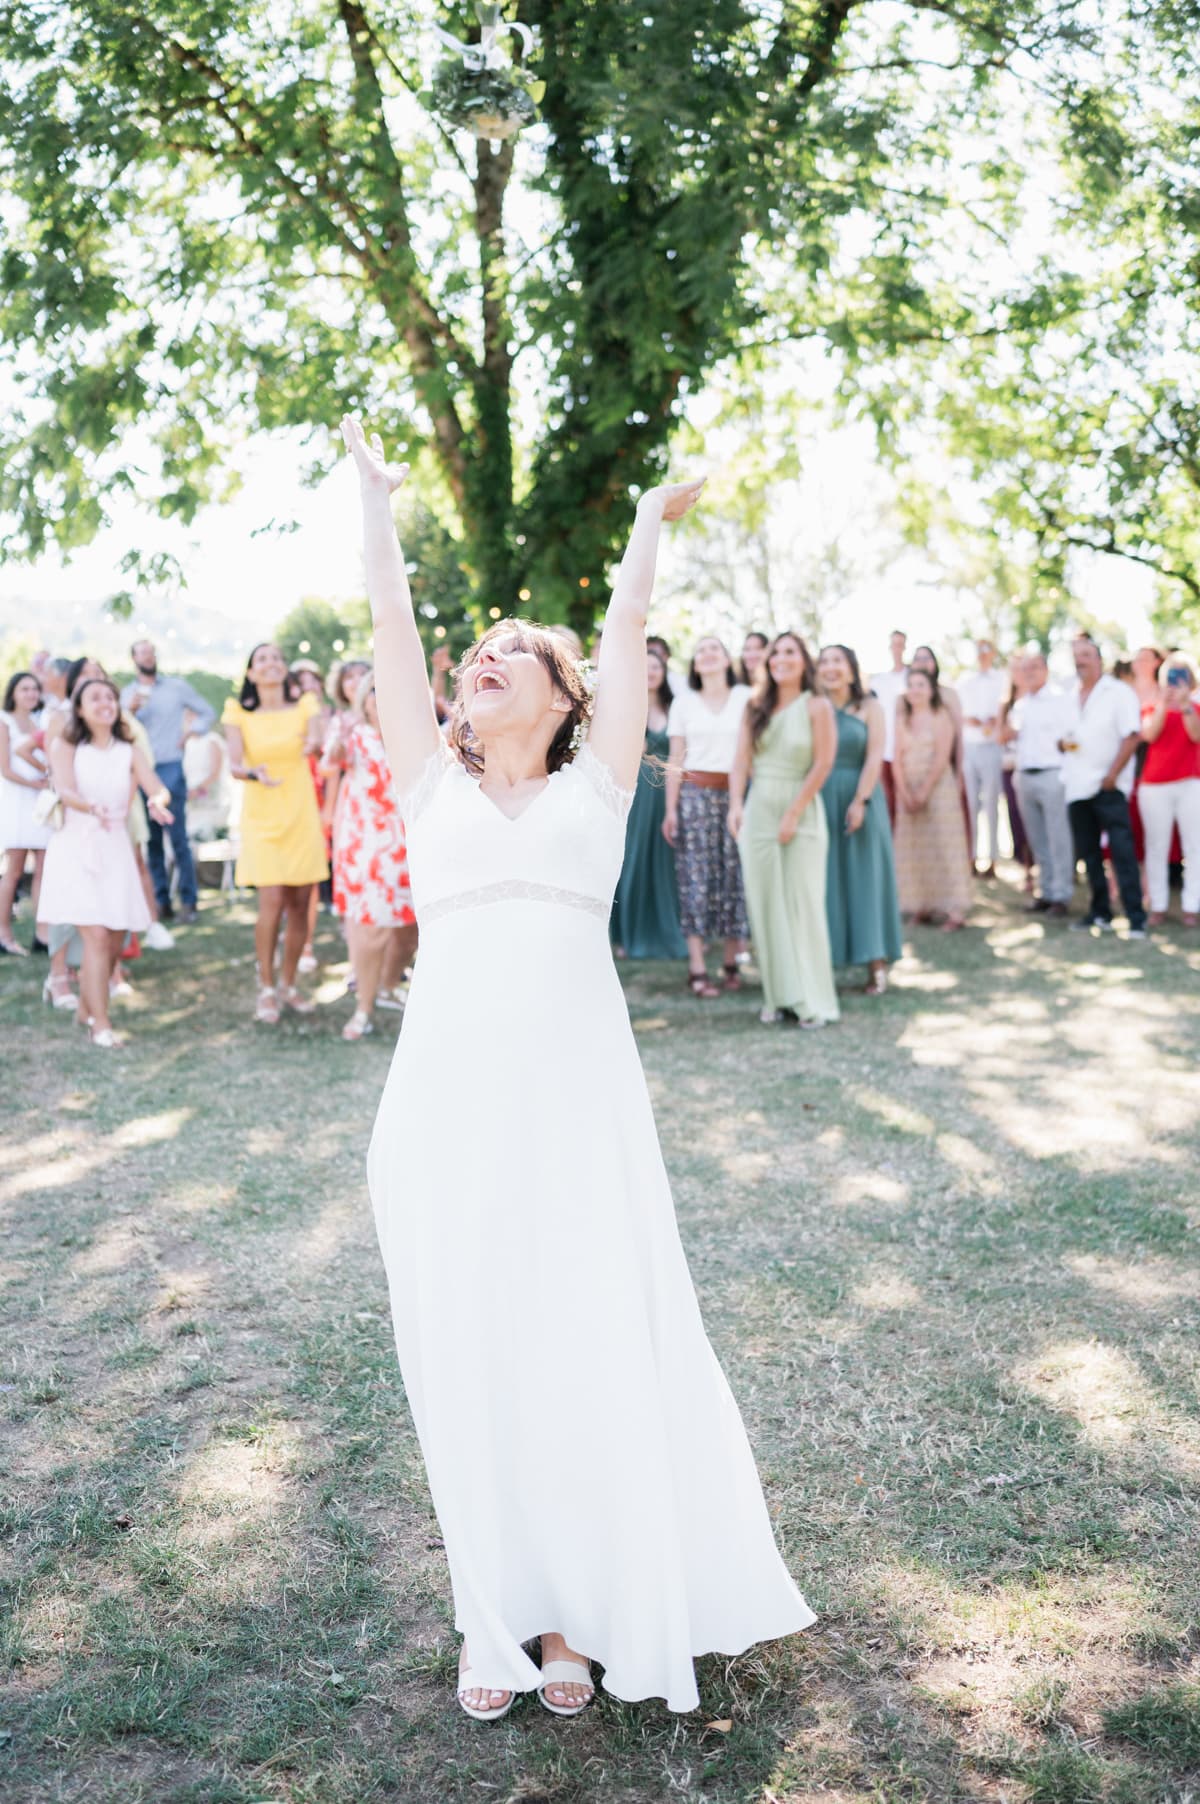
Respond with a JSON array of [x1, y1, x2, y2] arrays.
[[325, 669, 417, 1040], [39, 679, 173, 1048]]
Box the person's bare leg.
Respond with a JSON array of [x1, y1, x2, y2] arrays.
[[30, 850, 45, 922], [255, 887, 286, 990], [0, 852, 25, 948], [686, 933, 707, 977], [78, 926, 112, 1032], [539, 1631, 594, 1708], [133, 846, 159, 921], [351, 923, 389, 1019], [279, 885, 312, 990], [381, 922, 417, 993], [303, 883, 319, 960]]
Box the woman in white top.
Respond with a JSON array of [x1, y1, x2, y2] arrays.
[[664, 639, 751, 996], [0, 671, 51, 954], [184, 727, 233, 838]]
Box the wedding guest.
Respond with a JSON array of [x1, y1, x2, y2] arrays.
[[327, 670, 418, 1039], [289, 659, 328, 705], [120, 641, 214, 924], [1138, 656, 1200, 925], [893, 667, 970, 928], [1006, 653, 1075, 915], [183, 722, 233, 840], [39, 678, 173, 1048], [729, 633, 838, 1026], [1131, 645, 1164, 710], [646, 633, 673, 668], [0, 672, 51, 955], [222, 643, 328, 1022], [870, 629, 908, 822], [1062, 634, 1145, 937], [738, 631, 769, 688], [611, 646, 686, 960], [664, 638, 750, 996], [959, 638, 1007, 876], [40, 658, 72, 721], [816, 645, 903, 995], [998, 655, 1036, 893]]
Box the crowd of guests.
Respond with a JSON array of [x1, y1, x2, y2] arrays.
[[3, 622, 1197, 1047]]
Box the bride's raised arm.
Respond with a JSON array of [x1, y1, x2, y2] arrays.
[[588, 479, 705, 791], [341, 416, 443, 792]]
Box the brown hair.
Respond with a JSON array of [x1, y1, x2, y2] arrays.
[[450, 620, 592, 778], [687, 637, 735, 691], [65, 679, 134, 745], [746, 631, 816, 747], [899, 668, 944, 719]]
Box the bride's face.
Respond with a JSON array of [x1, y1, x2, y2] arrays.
[[464, 632, 571, 741]]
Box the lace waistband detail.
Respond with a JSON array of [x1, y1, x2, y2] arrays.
[[420, 881, 610, 926]]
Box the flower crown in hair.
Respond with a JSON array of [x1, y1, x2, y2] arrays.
[[568, 658, 597, 758]]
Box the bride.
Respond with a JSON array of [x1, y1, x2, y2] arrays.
[[342, 416, 815, 1721]]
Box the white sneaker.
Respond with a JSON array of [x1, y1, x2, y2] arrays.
[[144, 921, 176, 951]]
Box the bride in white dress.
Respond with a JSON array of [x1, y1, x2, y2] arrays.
[[343, 416, 815, 1722]]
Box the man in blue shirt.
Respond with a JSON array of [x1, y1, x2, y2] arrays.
[[120, 641, 215, 922]]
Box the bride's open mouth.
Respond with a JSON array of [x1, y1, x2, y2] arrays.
[[475, 671, 509, 694]]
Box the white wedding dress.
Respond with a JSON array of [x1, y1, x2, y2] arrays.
[[368, 738, 815, 1709]]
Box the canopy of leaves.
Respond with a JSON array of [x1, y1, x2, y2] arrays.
[[0, 1, 1196, 631]]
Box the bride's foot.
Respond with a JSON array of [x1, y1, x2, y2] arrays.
[[457, 1646, 514, 1721], [538, 1632, 594, 1715]]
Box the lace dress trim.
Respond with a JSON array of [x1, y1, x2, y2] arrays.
[[397, 737, 457, 823], [421, 880, 610, 926], [573, 742, 635, 823]]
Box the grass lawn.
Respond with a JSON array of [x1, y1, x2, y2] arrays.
[[2, 873, 1199, 1803]]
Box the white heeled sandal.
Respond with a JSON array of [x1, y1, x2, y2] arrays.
[[456, 1669, 516, 1722], [537, 1658, 594, 1718]]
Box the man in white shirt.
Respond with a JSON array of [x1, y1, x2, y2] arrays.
[[1007, 653, 1076, 915], [870, 630, 908, 823], [959, 639, 1007, 876], [1062, 635, 1145, 936]]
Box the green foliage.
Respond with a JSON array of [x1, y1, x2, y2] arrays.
[[273, 597, 358, 670], [0, 0, 1197, 638], [1104, 1682, 1200, 1768]]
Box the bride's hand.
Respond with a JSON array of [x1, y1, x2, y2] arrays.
[[638, 478, 706, 523], [340, 415, 411, 497]]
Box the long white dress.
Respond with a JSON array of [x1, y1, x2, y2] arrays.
[[368, 739, 815, 1710]]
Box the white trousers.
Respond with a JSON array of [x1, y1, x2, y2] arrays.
[[1014, 769, 1074, 903], [964, 741, 1003, 863], [1138, 778, 1200, 913]]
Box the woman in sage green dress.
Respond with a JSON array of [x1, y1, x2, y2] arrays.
[[729, 632, 839, 1026], [611, 648, 687, 959], [816, 645, 903, 995]]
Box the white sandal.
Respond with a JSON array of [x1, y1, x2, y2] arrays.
[[341, 1009, 373, 1041], [255, 984, 281, 1025], [456, 1668, 515, 1723], [537, 1658, 594, 1718]]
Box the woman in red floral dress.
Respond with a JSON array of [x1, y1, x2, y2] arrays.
[[326, 670, 418, 1040]]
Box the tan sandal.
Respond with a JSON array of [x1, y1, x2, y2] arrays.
[[255, 984, 281, 1025]]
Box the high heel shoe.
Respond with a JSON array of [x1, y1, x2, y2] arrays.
[[43, 974, 77, 1010]]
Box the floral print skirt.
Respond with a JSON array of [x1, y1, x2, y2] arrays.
[[675, 783, 748, 941]]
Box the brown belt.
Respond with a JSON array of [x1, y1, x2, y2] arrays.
[[682, 770, 729, 790]]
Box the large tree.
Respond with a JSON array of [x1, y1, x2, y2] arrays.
[[0, 1, 1189, 631]]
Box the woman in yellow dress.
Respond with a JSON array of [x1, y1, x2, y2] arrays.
[[222, 643, 328, 1023]]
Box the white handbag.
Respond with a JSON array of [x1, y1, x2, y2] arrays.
[[32, 787, 64, 831]]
